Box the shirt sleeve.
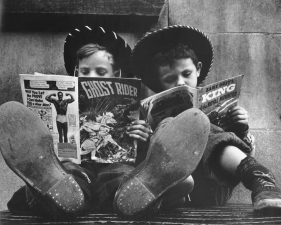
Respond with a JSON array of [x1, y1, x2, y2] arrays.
[[140, 96, 152, 120], [235, 126, 256, 156]]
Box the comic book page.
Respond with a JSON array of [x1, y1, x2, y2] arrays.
[[78, 77, 141, 163], [142, 74, 244, 130], [19, 74, 81, 164], [198, 74, 244, 127], [141, 85, 198, 130]]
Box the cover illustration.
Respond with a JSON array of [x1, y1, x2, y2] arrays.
[[78, 77, 141, 163]]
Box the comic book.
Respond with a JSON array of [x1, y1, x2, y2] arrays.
[[141, 74, 244, 130], [19, 74, 141, 164]]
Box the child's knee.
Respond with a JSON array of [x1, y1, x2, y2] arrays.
[[165, 175, 194, 199], [182, 175, 195, 193], [220, 145, 247, 159], [161, 176, 194, 208], [170, 175, 194, 196]]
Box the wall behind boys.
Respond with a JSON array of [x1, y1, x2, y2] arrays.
[[0, 0, 280, 210]]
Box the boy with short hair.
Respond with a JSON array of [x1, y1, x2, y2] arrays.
[[0, 25, 151, 217], [112, 25, 281, 217]]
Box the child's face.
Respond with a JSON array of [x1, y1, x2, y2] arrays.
[[78, 50, 115, 77], [157, 58, 201, 90]]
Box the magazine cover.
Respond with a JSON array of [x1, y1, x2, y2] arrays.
[[141, 85, 198, 130], [19, 74, 80, 164], [142, 74, 244, 129], [78, 77, 141, 163], [198, 74, 244, 127]]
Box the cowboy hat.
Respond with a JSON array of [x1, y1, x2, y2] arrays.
[[131, 25, 214, 92], [64, 26, 132, 77]]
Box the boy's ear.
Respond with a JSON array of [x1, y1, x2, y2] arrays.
[[114, 69, 122, 78], [197, 62, 202, 77]]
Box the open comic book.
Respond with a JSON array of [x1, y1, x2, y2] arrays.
[[19, 74, 141, 164], [141, 74, 244, 130]]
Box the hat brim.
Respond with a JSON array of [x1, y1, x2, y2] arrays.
[[64, 26, 132, 77], [131, 25, 214, 93]]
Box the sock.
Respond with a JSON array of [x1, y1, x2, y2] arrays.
[[236, 156, 276, 193]]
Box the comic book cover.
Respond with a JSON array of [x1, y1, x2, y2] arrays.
[[198, 75, 244, 127], [19, 75, 141, 164], [19, 74, 80, 164], [141, 85, 198, 130], [20, 73, 141, 164], [142, 74, 244, 129], [78, 77, 141, 163]]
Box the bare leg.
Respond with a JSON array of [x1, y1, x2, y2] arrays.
[[218, 145, 247, 177], [62, 122, 68, 143]]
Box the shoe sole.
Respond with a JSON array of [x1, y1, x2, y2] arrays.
[[114, 108, 210, 216], [254, 199, 281, 215], [0, 102, 84, 213]]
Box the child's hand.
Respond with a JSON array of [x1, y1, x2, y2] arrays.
[[223, 106, 249, 132], [126, 120, 152, 142]]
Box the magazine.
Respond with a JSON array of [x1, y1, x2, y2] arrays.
[[19, 74, 141, 164], [141, 74, 244, 130]]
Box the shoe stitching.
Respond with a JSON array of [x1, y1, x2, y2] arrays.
[[81, 171, 91, 183]]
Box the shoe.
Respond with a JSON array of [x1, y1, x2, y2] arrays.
[[113, 108, 210, 218], [252, 171, 281, 214], [0, 102, 84, 214]]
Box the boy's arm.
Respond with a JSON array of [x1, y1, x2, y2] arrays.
[[134, 106, 152, 165], [235, 126, 256, 156], [225, 105, 256, 156], [126, 100, 153, 143]]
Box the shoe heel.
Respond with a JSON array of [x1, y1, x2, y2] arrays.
[[116, 177, 155, 215], [46, 174, 85, 213]]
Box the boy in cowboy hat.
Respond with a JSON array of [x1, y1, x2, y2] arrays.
[[0, 25, 152, 217], [112, 25, 281, 217]]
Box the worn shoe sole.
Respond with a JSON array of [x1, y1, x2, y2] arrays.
[[0, 102, 84, 213], [114, 108, 210, 217]]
